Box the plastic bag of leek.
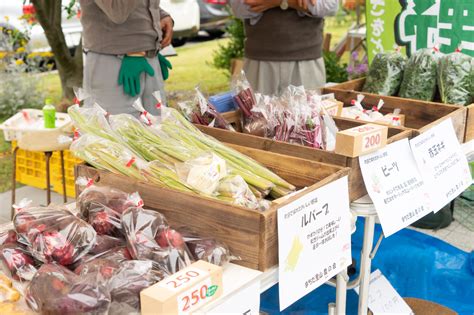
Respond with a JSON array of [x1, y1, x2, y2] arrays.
[[399, 48, 442, 101], [363, 51, 407, 96], [438, 50, 474, 106]]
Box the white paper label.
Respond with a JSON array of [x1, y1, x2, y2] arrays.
[[159, 268, 209, 292], [355, 270, 413, 315], [177, 277, 214, 315], [362, 131, 383, 153], [410, 118, 471, 213], [359, 139, 432, 236], [278, 176, 352, 311]]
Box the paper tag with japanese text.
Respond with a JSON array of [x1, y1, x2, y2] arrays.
[[359, 138, 431, 236], [410, 118, 471, 213], [278, 176, 351, 311], [355, 270, 413, 315]]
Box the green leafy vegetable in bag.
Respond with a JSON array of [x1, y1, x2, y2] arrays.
[[438, 51, 474, 106], [399, 48, 441, 101], [363, 51, 407, 96]]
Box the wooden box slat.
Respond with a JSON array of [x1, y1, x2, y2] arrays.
[[324, 78, 471, 143], [76, 145, 349, 272], [197, 116, 411, 201]]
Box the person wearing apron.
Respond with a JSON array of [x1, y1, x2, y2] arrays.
[[79, 0, 173, 115]]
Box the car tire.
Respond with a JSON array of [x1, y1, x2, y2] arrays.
[[207, 30, 225, 39], [172, 38, 187, 47]]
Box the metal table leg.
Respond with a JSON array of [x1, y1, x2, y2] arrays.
[[45, 152, 52, 205], [358, 216, 376, 315], [60, 151, 67, 203], [336, 269, 348, 314], [11, 147, 19, 220]]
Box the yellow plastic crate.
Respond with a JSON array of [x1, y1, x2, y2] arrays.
[[12, 141, 82, 198]]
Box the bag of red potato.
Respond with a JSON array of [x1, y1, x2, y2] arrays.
[[121, 207, 193, 275], [25, 263, 111, 315], [0, 244, 37, 281], [13, 207, 96, 266]]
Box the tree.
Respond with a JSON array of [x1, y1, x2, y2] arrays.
[[29, 0, 83, 100]]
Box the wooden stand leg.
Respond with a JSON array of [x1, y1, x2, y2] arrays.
[[11, 147, 19, 220], [45, 152, 52, 205], [60, 151, 67, 203]]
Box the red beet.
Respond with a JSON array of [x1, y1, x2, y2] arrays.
[[0, 244, 37, 281], [0, 229, 18, 246]]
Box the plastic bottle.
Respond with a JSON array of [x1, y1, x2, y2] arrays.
[[43, 98, 56, 129]]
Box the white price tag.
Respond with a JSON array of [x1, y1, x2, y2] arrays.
[[355, 270, 413, 315], [410, 119, 471, 213], [359, 139, 432, 236], [278, 176, 352, 311], [177, 278, 214, 315]]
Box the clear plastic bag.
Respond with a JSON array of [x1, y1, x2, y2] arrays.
[[399, 48, 442, 101], [0, 244, 37, 281], [68, 103, 116, 142], [438, 50, 474, 106], [0, 228, 17, 246], [71, 133, 147, 181], [217, 175, 262, 210], [0, 273, 21, 304], [121, 207, 193, 275], [13, 207, 97, 266], [363, 50, 407, 96], [25, 263, 111, 315], [178, 228, 240, 266]]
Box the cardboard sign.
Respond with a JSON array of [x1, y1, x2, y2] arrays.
[[336, 124, 388, 157], [355, 270, 413, 315], [278, 176, 352, 311], [410, 118, 471, 213], [141, 261, 223, 315], [359, 138, 432, 236]]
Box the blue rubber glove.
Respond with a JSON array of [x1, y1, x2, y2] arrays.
[[118, 56, 155, 97], [158, 53, 172, 81]]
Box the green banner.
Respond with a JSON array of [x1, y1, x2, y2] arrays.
[[366, 0, 474, 62]]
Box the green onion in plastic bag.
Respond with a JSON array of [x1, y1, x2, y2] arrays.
[[363, 51, 407, 96], [438, 50, 474, 106], [399, 48, 441, 101]]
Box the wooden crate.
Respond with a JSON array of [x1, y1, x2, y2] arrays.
[[323, 80, 468, 143], [76, 146, 349, 272], [465, 104, 474, 142], [197, 116, 411, 202]]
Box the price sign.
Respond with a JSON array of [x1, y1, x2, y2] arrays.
[[410, 119, 471, 213], [362, 131, 383, 153], [177, 278, 216, 315], [160, 268, 208, 291], [278, 176, 352, 311], [355, 270, 413, 315], [359, 139, 432, 236]]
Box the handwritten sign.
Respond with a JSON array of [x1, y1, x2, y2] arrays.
[[177, 278, 214, 315], [278, 176, 352, 311], [359, 138, 432, 236], [355, 270, 413, 315], [410, 119, 471, 213]]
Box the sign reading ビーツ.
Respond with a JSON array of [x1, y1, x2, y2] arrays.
[[277, 176, 352, 311], [359, 138, 432, 237], [410, 118, 471, 213], [355, 270, 414, 315]]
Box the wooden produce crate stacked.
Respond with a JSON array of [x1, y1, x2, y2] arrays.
[[324, 77, 472, 143], [76, 145, 350, 272]]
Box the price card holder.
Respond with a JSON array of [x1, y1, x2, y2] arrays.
[[335, 124, 388, 157], [278, 176, 352, 311], [141, 261, 223, 315]]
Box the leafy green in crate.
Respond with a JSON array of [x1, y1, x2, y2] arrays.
[[363, 51, 407, 96], [438, 51, 474, 106], [399, 48, 441, 101]]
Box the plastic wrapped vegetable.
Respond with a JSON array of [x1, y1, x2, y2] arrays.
[[121, 207, 193, 274], [13, 207, 96, 266], [90, 235, 126, 255], [438, 50, 474, 105], [0, 244, 37, 281], [179, 229, 239, 266], [399, 48, 441, 101], [25, 264, 111, 315], [0, 228, 17, 246], [86, 203, 123, 236], [71, 133, 146, 180], [363, 51, 407, 96], [68, 103, 116, 142]]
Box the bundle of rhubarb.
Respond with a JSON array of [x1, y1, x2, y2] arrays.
[[69, 91, 296, 210], [177, 87, 234, 130]]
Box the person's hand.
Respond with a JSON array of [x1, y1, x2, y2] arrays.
[[244, 0, 280, 13], [118, 56, 155, 97], [160, 16, 173, 48]]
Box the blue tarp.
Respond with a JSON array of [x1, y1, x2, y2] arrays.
[[261, 218, 474, 314]]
